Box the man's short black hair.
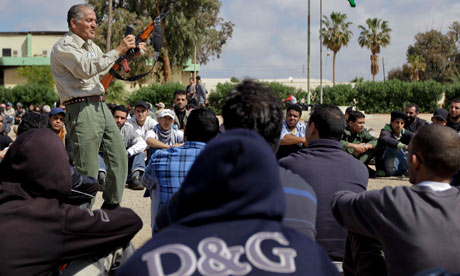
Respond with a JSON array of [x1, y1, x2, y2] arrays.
[[17, 113, 49, 136], [347, 111, 365, 122], [185, 108, 219, 143], [406, 103, 419, 113], [287, 104, 302, 117], [174, 90, 187, 98], [452, 98, 460, 104], [222, 79, 283, 152], [308, 104, 345, 141], [410, 124, 460, 178], [112, 105, 129, 116]]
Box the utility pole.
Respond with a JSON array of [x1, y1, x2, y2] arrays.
[[307, 0, 311, 104], [194, 45, 197, 80], [382, 56, 386, 81], [106, 0, 113, 52], [320, 0, 323, 104]]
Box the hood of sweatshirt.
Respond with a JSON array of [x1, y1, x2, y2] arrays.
[[170, 128, 285, 225], [0, 128, 71, 200]]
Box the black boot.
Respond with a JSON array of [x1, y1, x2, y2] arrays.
[[127, 171, 144, 190], [101, 202, 120, 210], [98, 171, 107, 191]]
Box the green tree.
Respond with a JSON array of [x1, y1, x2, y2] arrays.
[[388, 66, 411, 82], [105, 80, 128, 104], [358, 18, 391, 81], [17, 66, 55, 88], [89, 0, 233, 83], [321, 12, 353, 86], [407, 54, 426, 82], [407, 30, 456, 82]]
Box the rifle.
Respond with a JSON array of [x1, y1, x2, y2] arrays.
[[100, 1, 178, 91]]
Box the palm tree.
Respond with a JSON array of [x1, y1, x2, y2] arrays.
[[407, 54, 426, 81], [358, 18, 391, 81], [321, 12, 353, 86]]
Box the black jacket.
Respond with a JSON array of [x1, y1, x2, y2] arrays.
[[0, 128, 142, 276]]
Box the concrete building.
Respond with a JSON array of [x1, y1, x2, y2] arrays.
[[0, 31, 65, 88]]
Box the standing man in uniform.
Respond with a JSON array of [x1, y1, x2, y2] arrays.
[[50, 4, 147, 209]]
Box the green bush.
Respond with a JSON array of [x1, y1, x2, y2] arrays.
[[444, 82, 460, 107], [207, 81, 307, 115], [262, 82, 307, 103], [312, 84, 356, 106], [127, 82, 186, 107], [354, 80, 444, 113], [106, 80, 128, 104], [9, 84, 58, 106], [0, 86, 12, 104], [208, 82, 237, 115]]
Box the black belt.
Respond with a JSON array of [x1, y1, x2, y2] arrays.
[[65, 95, 105, 106]]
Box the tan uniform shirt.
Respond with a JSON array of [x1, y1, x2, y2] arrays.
[[50, 31, 119, 102]]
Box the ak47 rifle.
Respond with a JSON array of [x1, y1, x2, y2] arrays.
[[100, 1, 178, 91]]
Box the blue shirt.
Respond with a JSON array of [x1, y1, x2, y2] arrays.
[[280, 121, 306, 139], [142, 141, 206, 212]]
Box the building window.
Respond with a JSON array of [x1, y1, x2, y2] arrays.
[[2, 48, 12, 57]]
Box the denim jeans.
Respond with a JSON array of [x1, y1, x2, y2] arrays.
[[99, 152, 145, 181], [383, 147, 408, 176]]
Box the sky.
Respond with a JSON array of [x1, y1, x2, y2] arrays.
[[1, 0, 460, 82]]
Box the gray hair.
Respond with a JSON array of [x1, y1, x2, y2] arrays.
[[67, 4, 95, 28]]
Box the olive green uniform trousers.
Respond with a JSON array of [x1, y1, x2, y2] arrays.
[[66, 102, 127, 205]]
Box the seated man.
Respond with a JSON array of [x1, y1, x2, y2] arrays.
[[172, 90, 190, 130], [279, 104, 368, 261], [48, 107, 73, 164], [144, 108, 219, 232], [118, 129, 339, 276], [14, 103, 26, 125], [99, 105, 147, 190], [447, 98, 460, 134], [127, 101, 158, 157], [0, 128, 142, 275], [405, 103, 428, 132], [340, 111, 377, 177], [146, 109, 184, 159], [431, 108, 448, 125], [0, 103, 13, 135], [0, 114, 12, 160], [332, 124, 460, 276], [276, 104, 307, 159], [375, 110, 414, 176]]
